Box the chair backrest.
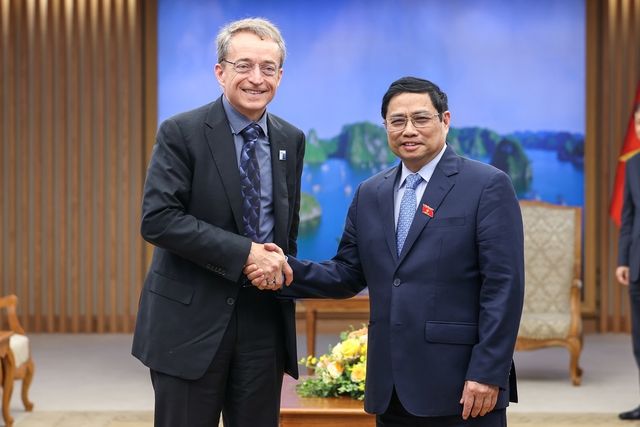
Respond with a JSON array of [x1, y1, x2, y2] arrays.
[[519, 201, 582, 316]]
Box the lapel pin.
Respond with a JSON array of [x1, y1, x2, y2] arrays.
[[279, 150, 287, 160], [422, 204, 434, 217]]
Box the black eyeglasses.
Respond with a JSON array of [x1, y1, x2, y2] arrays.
[[221, 60, 279, 77]]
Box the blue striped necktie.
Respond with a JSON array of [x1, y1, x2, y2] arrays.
[[396, 173, 423, 256]]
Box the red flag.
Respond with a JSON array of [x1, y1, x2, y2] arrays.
[[422, 204, 434, 217], [609, 78, 640, 227]]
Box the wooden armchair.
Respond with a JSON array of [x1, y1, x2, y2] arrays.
[[0, 294, 35, 422], [516, 201, 583, 386]]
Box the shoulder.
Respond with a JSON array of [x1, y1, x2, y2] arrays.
[[439, 146, 507, 183], [627, 152, 640, 169], [452, 155, 517, 201], [168, 101, 215, 122], [357, 165, 399, 191], [267, 112, 305, 138], [160, 98, 221, 130], [458, 156, 506, 179]]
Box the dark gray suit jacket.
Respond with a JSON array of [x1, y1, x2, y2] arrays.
[[619, 152, 640, 283], [132, 96, 305, 380]]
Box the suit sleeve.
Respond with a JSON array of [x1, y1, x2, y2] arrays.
[[280, 185, 366, 299], [466, 171, 525, 389], [618, 159, 636, 267], [287, 131, 306, 257], [140, 118, 251, 282]]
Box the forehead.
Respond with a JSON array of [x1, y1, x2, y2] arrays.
[[227, 31, 281, 63], [387, 92, 434, 115]]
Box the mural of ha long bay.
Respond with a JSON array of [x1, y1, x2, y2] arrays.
[[297, 122, 584, 262]]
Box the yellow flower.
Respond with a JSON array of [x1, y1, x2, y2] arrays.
[[341, 338, 362, 359], [350, 362, 366, 382], [295, 325, 369, 400], [301, 355, 318, 367], [327, 361, 344, 379]]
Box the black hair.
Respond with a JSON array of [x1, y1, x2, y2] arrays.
[[381, 77, 448, 120]]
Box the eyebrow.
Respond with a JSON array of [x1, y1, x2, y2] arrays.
[[232, 57, 278, 65], [388, 109, 433, 118]]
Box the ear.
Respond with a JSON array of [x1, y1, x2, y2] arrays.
[[442, 110, 451, 130], [215, 63, 225, 86]]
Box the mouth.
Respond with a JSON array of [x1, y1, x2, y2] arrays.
[[243, 89, 265, 95]]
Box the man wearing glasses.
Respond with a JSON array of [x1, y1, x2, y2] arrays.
[[248, 77, 524, 426], [132, 18, 304, 427]]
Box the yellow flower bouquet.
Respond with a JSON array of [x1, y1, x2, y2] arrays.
[[296, 326, 368, 400]]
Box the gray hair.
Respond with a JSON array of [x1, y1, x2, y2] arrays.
[[216, 18, 286, 67]]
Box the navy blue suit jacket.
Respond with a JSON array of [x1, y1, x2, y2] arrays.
[[619, 153, 640, 282], [132, 97, 306, 380], [281, 145, 524, 416]]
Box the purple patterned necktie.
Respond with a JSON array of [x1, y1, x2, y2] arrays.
[[239, 123, 261, 242], [396, 173, 423, 256]]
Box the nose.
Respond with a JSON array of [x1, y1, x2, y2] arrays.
[[402, 120, 419, 135], [246, 66, 264, 83]]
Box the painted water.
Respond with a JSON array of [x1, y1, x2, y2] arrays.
[[297, 148, 584, 262]]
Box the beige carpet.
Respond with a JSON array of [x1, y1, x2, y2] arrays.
[[509, 412, 639, 426], [14, 411, 153, 427], [10, 333, 640, 426], [11, 411, 638, 426], [13, 412, 227, 426]]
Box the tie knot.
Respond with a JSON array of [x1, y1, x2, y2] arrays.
[[405, 173, 422, 190], [240, 123, 260, 142]]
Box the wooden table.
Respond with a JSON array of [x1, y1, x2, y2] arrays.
[[0, 331, 14, 427], [301, 296, 370, 373], [280, 375, 374, 427]]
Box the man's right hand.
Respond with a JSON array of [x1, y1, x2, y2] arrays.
[[616, 266, 630, 286], [245, 243, 292, 290]]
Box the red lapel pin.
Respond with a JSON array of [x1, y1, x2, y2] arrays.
[[422, 204, 434, 217]]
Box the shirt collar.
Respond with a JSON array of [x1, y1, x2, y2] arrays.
[[221, 95, 269, 138], [398, 143, 447, 189]]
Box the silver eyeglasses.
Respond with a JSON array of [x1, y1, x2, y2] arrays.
[[384, 112, 441, 132], [221, 60, 279, 77]]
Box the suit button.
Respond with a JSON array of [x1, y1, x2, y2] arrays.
[[393, 278, 401, 287], [221, 270, 226, 275], [227, 298, 235, 305], [207, 263, 212, 269]]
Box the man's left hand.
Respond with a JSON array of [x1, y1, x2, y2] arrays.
[[459, 380, 498, 419]]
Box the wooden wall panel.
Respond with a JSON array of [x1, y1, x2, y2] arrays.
[[0, 0, 154, 333], [0, 0, 638, 333], [586, 0, 640, 332]]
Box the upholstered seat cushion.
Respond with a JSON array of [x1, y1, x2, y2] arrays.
[[10, 334, 30, 368], [518, 313, 578, 340]]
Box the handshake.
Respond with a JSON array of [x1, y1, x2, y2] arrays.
[[243, 242, 292, 291]]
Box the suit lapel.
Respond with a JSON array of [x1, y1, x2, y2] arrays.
[[267, 114, 288, 247], [204, 98, 244, 234], [378, 165, 401, 262], [398, 145, 459, 262]]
